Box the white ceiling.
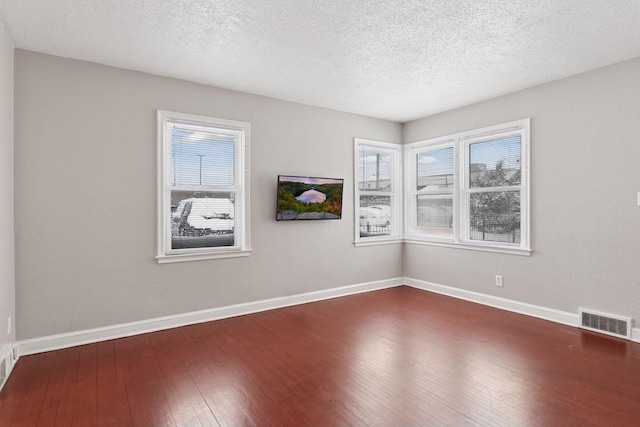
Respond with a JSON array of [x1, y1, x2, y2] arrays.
[[1, 1, 639, 122]]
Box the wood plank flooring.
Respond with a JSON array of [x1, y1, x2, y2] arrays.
[[2, 286, 640, 426]]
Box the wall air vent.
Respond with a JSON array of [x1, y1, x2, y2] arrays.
[[579, 308, 632, 340], [0, 357, 6, 388]]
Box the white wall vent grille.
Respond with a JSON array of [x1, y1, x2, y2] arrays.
[[0, 357, 6, 388], [579, 308, 632, 339]]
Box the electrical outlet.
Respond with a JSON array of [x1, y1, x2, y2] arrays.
[[7, 316, 10, 335], [496, 275, 503, 287]]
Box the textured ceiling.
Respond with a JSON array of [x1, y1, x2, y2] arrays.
[[1, 1, 639, 122]]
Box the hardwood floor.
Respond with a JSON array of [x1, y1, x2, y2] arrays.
[[2, 286, 640, 426]]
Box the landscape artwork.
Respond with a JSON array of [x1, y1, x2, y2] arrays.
[[276, 175, 344, 220]]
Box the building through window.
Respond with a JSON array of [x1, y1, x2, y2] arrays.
[[354, 138, 402, 245]]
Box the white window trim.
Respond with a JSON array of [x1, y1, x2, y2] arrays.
[[404, 138, 456, 244], [404, 119, 531, 256], [353, 138, 403, 247], [156, 110, 251, 263]]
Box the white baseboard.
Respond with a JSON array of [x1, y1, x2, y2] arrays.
[[403, 277, 579, 327], [17, 276, 638, 358], [17, 277, 404, 356], [404, 277, 640, 342]]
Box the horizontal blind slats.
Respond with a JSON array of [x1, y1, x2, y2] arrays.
[[170, 123, 237, 188]]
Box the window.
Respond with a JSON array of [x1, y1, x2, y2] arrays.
[[157, 111, 250, 263], [354, 138, 402, 245], [405, 119, 530, 255]]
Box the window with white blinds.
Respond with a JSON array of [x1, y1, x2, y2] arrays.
[[412, 144, 455, 239], [157, 111, 250, 263], [405, 119, 530, 255], [465, 134, 522, 245], [354, 138, 402, 245]]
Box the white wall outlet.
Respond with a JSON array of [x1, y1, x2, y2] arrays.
[[7, 316, 10, 335], [495, 275, 503, 287]]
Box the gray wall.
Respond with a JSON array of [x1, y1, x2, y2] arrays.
[[403, 57, 640, 320], [13, 48, 640, 343], [14, 50, 402, 341], [0, 22, 14, 356]]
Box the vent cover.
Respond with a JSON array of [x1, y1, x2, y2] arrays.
[[0, 357, 6, 387], [579, 309, 632, 339]]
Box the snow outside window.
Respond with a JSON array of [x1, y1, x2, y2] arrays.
[[157, 111, 251, 263], [354, 138, 402, 246]]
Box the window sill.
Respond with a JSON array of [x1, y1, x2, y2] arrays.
[[354, 238, 404, 247], [156, 249, 252, 264], [404, 239, 532, 256]]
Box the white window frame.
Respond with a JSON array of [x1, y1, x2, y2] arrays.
[[156, 110, 251, 263], [354, 138, 403, 246], [404, 119, 531, 256], [405, 138, 457, 243]]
